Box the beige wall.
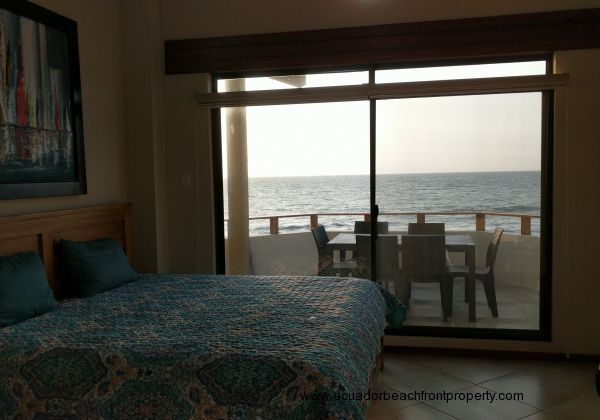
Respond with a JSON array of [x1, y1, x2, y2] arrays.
[[554, 49, 600, 355], [164, 74, 214, 274], [1, 0, 169, 273], [161, 1, 600, 355], [0, 0, 168, 272], [161, 0, 600, 39], [120, 0, 169, 273], [0, 1, 128, 217]]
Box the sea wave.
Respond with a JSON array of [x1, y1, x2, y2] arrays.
[[225, 172, 542, 236]]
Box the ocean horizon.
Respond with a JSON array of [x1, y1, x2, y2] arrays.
[[223, 171, 541, 236]]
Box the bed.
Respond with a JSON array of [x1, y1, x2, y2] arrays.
[[0, 204, 404, 419]]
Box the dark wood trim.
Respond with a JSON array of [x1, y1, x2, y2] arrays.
[[539, 89, 554, 342], [384, 345, 600, 362], [166, 8, 600, 75], [210, 77, 226, 275], [369, 67, 377, 289], [212, 114, 225, 275], [388, 324, 549, 341]]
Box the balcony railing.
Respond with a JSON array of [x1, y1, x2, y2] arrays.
[[245, 211, 540, 235]]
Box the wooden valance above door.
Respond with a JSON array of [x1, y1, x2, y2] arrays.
[[165, 8, 600, 75]]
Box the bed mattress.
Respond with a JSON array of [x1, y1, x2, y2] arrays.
[[0, 274, 404, 419]]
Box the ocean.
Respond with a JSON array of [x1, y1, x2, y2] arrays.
[[224, 171, 541, 236]]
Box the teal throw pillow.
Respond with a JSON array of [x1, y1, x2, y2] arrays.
[[59, 237, 138, 297], [0, 252, 58, 327]]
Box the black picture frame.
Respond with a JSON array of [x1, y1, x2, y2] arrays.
[[0, 0, 86, 199]]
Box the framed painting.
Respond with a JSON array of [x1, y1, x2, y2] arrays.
[[0, 0, 85, 199]]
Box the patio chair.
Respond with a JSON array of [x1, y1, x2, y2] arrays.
[[355, 235, 402, 296], [408, 222, 445, 234], [408, 222, 451, 264], [401, 234, 453, 320], [447, 227, 504, 318], [354, 221, 389, 234], [354, 234, 371, 279], [311, 225, 356, 276]]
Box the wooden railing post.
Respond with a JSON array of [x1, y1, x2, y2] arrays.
[[521, 216, 531, 236], [243, 211, 538, 236], [270, 217, 279, 234], [476, 213, 486, 231], [310, 214, 318, 230]]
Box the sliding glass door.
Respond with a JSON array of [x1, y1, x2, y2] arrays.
[[374, 61, 549, 334], [213, 59, 553, 338]]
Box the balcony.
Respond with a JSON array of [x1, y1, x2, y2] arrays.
[[226, 211, 541, 330]]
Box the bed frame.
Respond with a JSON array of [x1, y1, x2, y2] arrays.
[[0, 204, 132, 299]]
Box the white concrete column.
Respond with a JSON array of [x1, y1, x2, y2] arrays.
[[225, 79, 251, 274]]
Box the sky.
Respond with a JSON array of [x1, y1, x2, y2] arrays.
[[219, 61, 545, 178]]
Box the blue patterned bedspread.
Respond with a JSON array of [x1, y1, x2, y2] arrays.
[[0, 274, 405, 419]]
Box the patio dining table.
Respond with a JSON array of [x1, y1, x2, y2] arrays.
[[327, 233, 477, 322]]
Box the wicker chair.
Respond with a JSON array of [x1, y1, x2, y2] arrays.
[[354, 235, 401, 296], [354, 221, 389, 234], [408, 222, 450, 264], [311, 225, 356, 276], [447, 227, 504, 318], [408, 222, 445, 234], [401, 234, 453, 320]]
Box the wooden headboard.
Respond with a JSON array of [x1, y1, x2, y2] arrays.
[[0, 204, 132, 298]]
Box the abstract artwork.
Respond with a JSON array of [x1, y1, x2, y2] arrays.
[[0, 0, 85, 199]]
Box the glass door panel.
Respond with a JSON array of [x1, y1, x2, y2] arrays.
[[376, 92, 543, 330], [215, 61, 551, 338], [220, 100, 369, 276], [375, 60, 546, 84], [218, 70, 368, 92]]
